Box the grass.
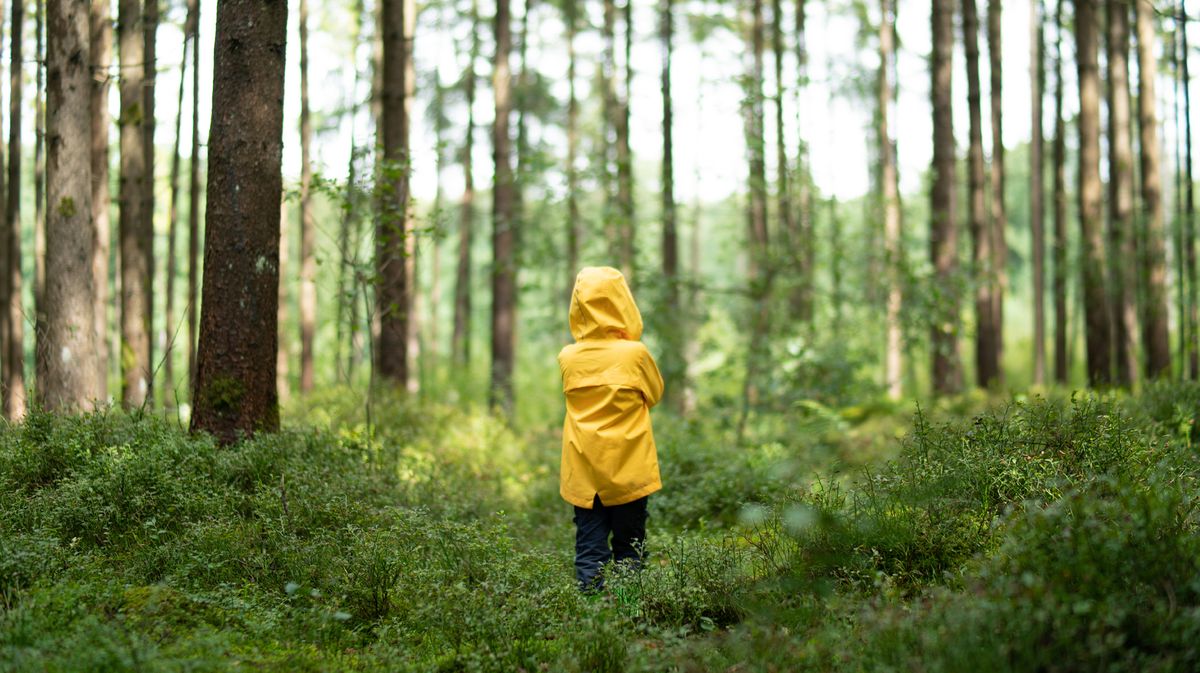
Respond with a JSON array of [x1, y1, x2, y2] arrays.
[[1, 383, 1198, 671]]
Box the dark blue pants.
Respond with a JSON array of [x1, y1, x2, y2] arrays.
[[573, 494, 648, 590]]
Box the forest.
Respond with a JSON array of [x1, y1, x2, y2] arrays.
[[1, 0, 1200, 669]]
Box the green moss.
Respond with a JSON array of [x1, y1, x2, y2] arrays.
[[56, 197, 76, 218], [202, 375, 244, 415]]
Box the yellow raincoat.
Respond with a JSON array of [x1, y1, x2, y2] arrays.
[[558, 267, 664, 509]]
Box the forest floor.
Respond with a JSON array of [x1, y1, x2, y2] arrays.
[[1, 383, 1199, 672]]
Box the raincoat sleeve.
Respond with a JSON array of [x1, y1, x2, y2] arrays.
[[637, 346, 665, 408]]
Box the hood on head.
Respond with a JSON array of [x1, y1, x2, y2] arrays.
[[569, 266, 643, 341]]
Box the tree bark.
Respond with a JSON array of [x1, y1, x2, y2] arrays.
[[190, 0, 287, 443], [4, 0, 27, 419], [90, 0, 111, 402], [771, 0, 792, 288], [336, 0, 363, 383], [144, 0, 156, 386], [602, 0, 618, 267], [987, 0, 1006, 386], [34, 0, 46, 391], [0, 0, 10, 420], [931, 0, 962, 394], [661, 0, 681, 411], [491, 0, 516, 415], [119, 0, 152, 407], [1076, 0, 1114, 386], [792, 0, 812, 320], [1136, 0, 1170, 378], [277, 196, 289, 403], [43, 0, 100, 411], [452, 0, 477, 368], [1030, 0, 1045, 386], [617, 0, 634, 280], [376, 0, 412, 387], [298, 0, 316, 393], [402, 0, 419, 395], [164, 13, 189, 407], [1183, 0, 1198, 379], [1106, 0, 1138, 387], [1053, 0, 1067, 383], [186, 0, 200, 392], [964, 0, 997, 388], [564, 0, 578, 311], [880, 0, 902, 400]]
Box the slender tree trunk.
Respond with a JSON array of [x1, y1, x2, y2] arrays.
[[565, 0, 578, 310], [34, 0, 46, 390], [491, 0, 516, 415], [119, 0, 151, 407], [1184, 0, 1198, 379], [336, 0, 363, 383], [186, 0, 200, 392], [931, 0, 962, 394], [452, 0, 478, 368], [1076, 0, 1114, 386], [376, 0, 412, 386], [90, 0, 112, 402], [1137, 0, 1170, 378], [429, 75, 444, 384], [4, 0, 26, 419], [144, 0, 156, 391], [660, 0, 681, 411], [277, 193, 289, 404], [602, 0, 618, 265], [1053, 0, 1067, 383], [164, 19, 189, 407], [987, 0, 1006, 386], [792, 0, 812, 319], [191, 0, 287, 443], [965, 0, 997, 388], [771, 0, 792, 283], [617, 0, 634, 280], [1173, 16, 1186, 377], [1106, 0, 1138, 387], [298, 0, 316, 393], [43, 0, 100, 411], [880, 0, 902, 400], [1031, 0, 1046, 385], [0, 0, 10, 420], [402, 0, 419, 395]]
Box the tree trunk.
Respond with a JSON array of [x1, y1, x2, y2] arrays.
[[987, 0, 1006, 386], [336, 0, 363, 383], [4, 0, 26, 419], [452, 0, 477, 368], [0, 0, 10, 421], [89, 0, 112, 403], [617, 0, 634, 280], [964, 0, 997, 388], [1076, 0, 1113, 386], [565, 0, 578, 311], [792, 0, 812, 320], [191, 0, 287, 443], [931, 0, 962, 394], [880, 0, 902, 400], [277, 187, 289, 404], [772, 0, 792, 287], [298, 0, 316, 393], [42, 0, 100, 411], [402, 0, 419, 395], [143, 0, 157, 392], [376, 0, 412, 387], [1136, 0, 1170, 378], [34, 0, 46, 391], [186, 0, 200, 393], [164, 15, 189, 407], [119, 0, 151, 408], [1173, 15, 1186, 377], [660, 0, 681, 411], [1030, 0, 1045, 386], [491, 0, 516, 415], [1106, 0, 1138, 387], [1053, 0, 1067, 383], [1183, 0, 1198, 379], [602, 0, 618, 266]]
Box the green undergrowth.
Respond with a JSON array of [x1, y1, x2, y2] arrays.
[[0, 383, 1198, 671]]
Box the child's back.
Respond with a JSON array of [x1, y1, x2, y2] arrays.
[[558, 267, 663, 589]]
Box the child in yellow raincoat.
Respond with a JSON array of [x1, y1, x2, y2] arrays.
[[558, 266, 664, 590]]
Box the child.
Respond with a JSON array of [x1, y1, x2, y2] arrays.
[[558, 266, 664, 590]]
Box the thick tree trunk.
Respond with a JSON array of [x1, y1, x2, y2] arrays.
[[43, 0, 100, 411], [376, 0, 412, 386], [299, 0, 316, 393], [1136, 0, 1170, 378], [4, 0, 26, 419], [1030, 0, 1045, 385], [186, 0, 200, 392], [491, 0, 516, 415], [119, 0, 152, 408], [1076, 0, 1114, 386], [164, 19, 189, 407], [452, 0, 478, 368], [987, 0, 1006, 386], [1052, 0, 1067, 383], [964, 0, 997, 388], [90, 0, 112, 402], [190, 0, 287, 443], [661, 0, 681, 411], [1106, 0, 1138, 387], [931, 0, 962, 394], [880, 0, 902, 400]]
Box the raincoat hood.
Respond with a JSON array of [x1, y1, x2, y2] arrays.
[[569, 267, 644, 342]]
